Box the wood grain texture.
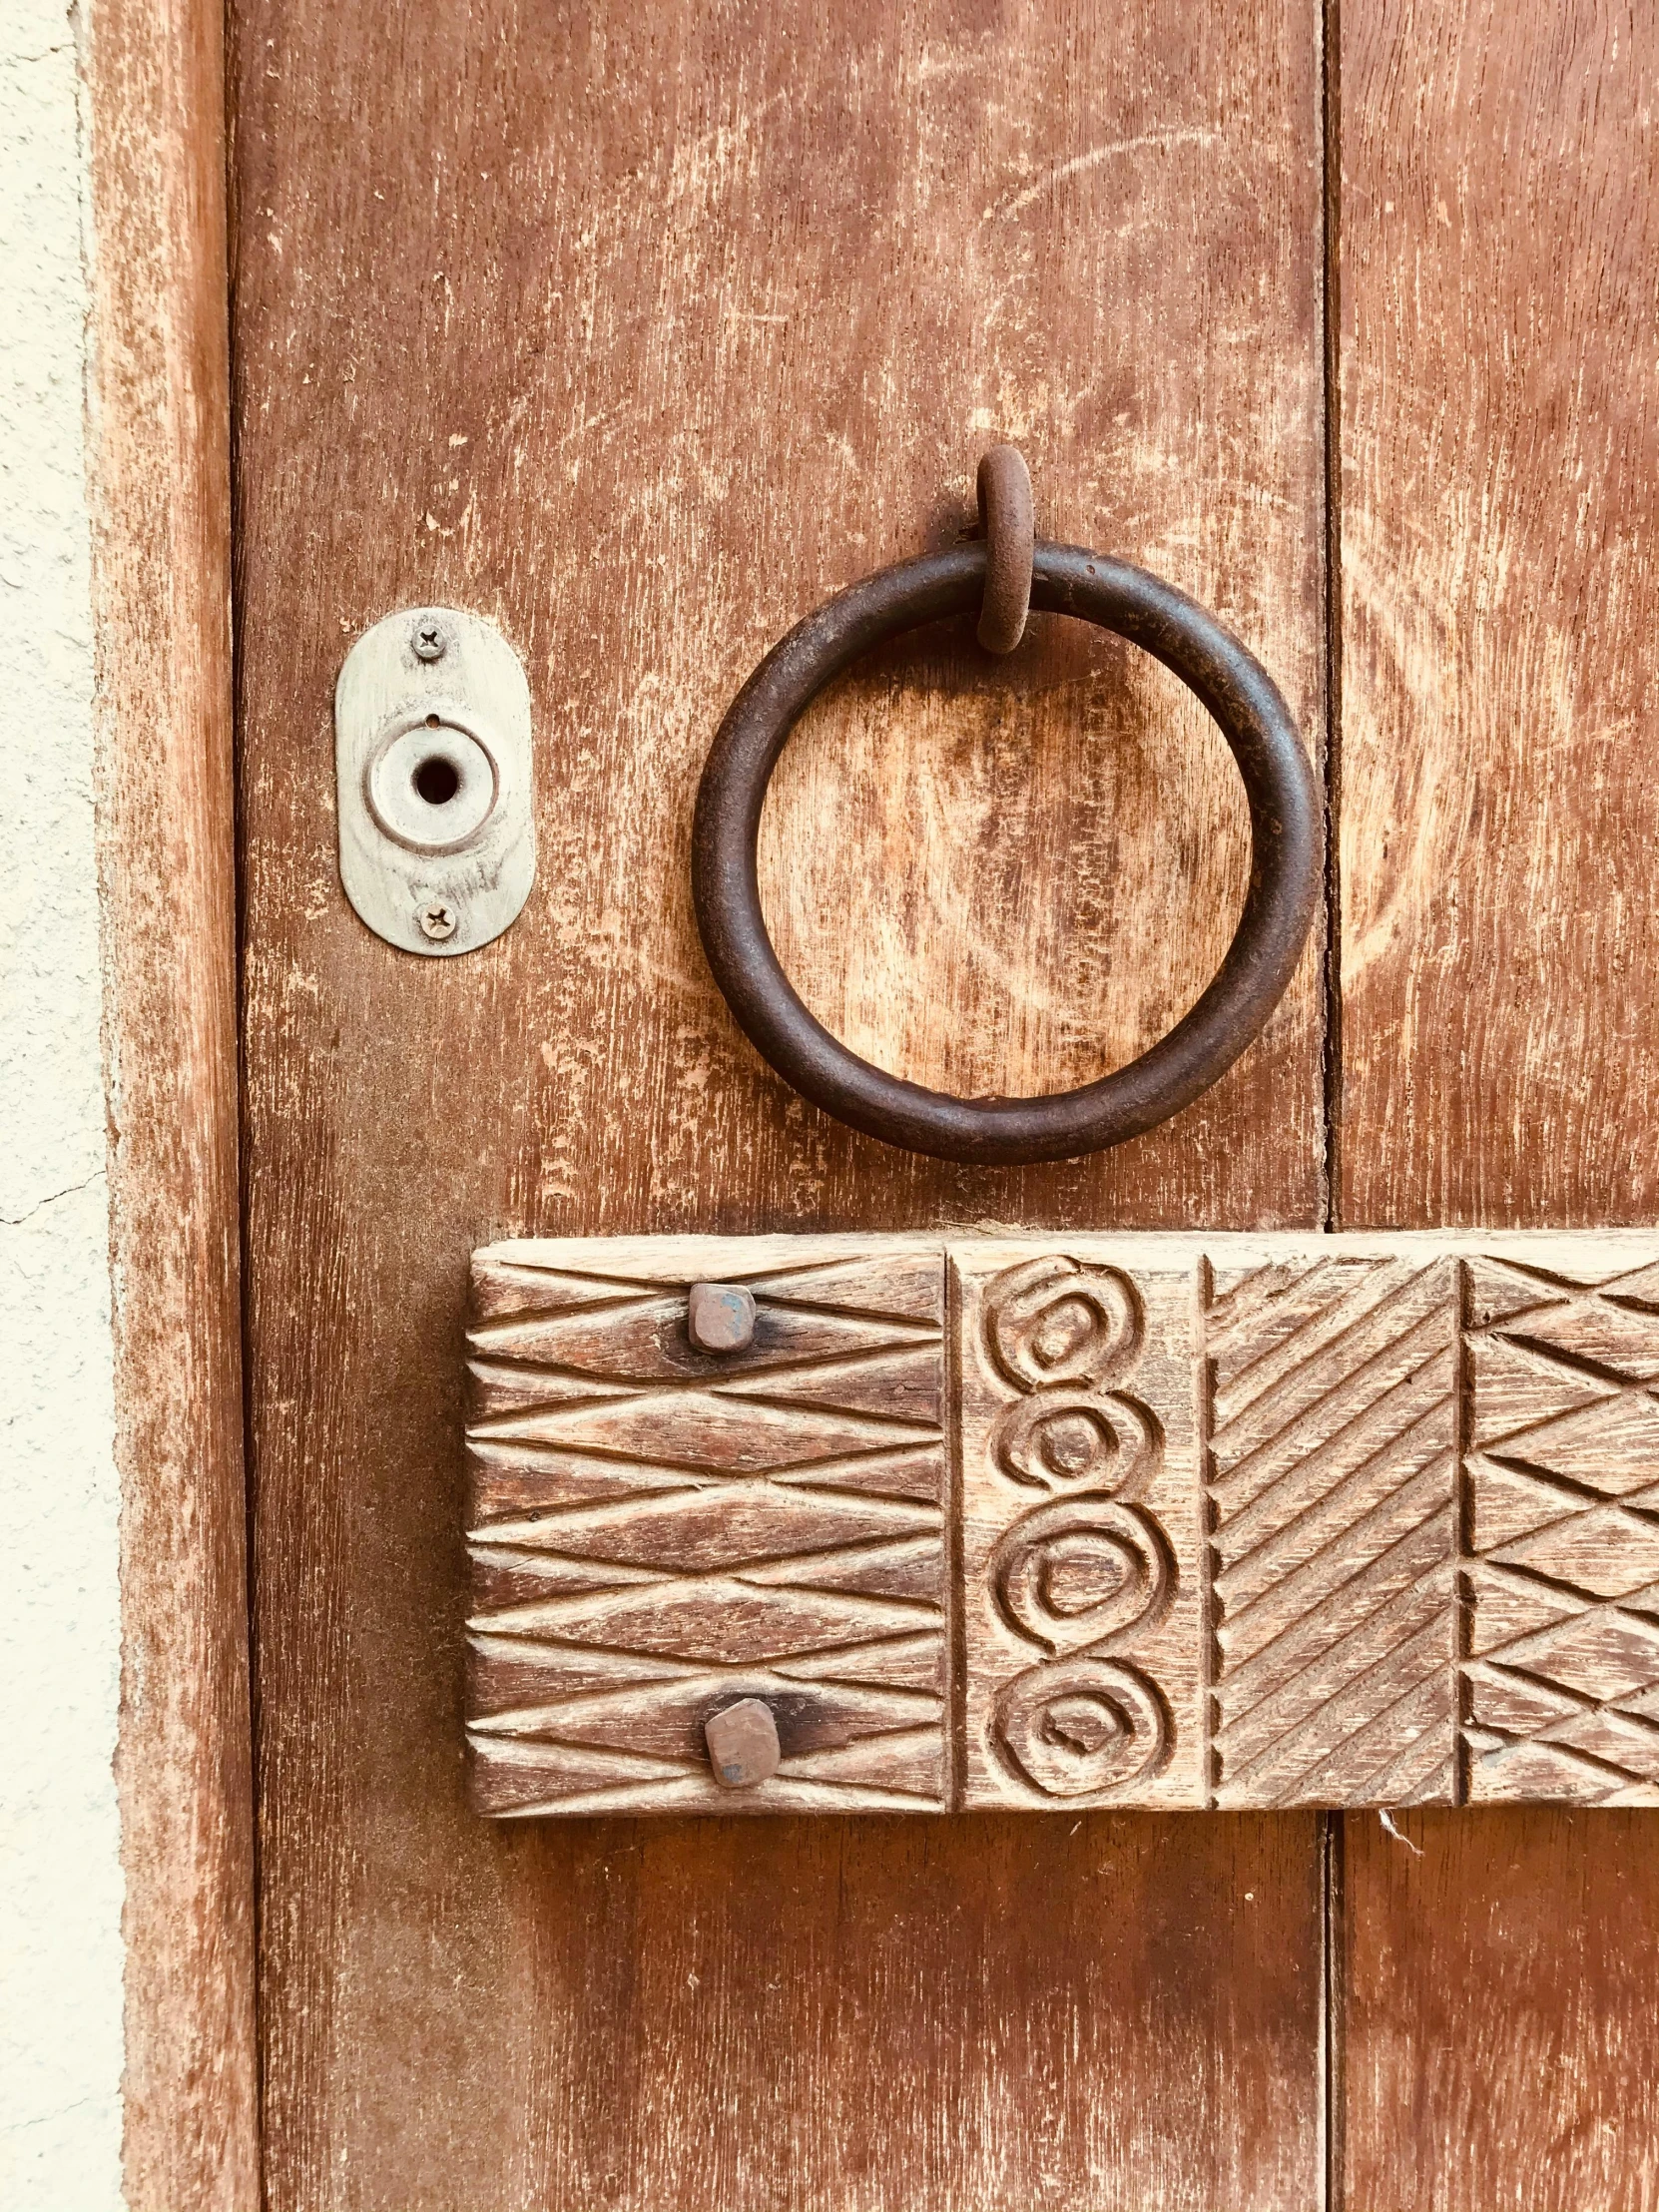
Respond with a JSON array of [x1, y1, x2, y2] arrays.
[[231, 0, 1329, 2202], [1339, 0, 1659, 2201], [1344, 1805, 1659, 2212], [83, 0, 260, 2204], [1338, 0, 1659, 1227]]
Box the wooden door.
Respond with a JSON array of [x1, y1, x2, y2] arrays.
[[231, 1, 1659, 2204]]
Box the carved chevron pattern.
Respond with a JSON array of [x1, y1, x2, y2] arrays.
[[465, 1244, 949, 1816], [1462, 1256, 1659, 1804], [1205, 1255, 1459, 1807]]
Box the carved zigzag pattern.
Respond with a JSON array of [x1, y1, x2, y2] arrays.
[[465, 1248, 949, 1816], [1462, 1256, 1659, 1804], [1206, 1255, 1459, 1807]]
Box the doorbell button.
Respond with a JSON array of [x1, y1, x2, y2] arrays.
[[335, 605, 534, 956]]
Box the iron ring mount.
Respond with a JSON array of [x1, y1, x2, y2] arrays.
[[692, 526, 1322, 1167]]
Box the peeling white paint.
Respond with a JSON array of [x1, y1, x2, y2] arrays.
[[0, 1, 126, 2205]]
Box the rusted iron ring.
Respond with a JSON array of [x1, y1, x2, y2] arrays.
[[692, 540, 1321, 1166]]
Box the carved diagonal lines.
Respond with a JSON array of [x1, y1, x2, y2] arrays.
[[464, 1248, 950, 1816], [1462, 1257, 1659, 1804], [1206, 1256, 1459, 1808]]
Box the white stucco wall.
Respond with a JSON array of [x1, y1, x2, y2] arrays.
[[0, 2, 127, 2205]]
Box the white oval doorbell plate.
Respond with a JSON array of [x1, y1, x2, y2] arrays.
[[335, 606, 535, 956]]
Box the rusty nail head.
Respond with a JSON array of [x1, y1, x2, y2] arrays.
[[418, 899, 457, 941], [688, 1281, 756, 1354], [412, 616, 448, 662], [705, 1698, 781, 1788]]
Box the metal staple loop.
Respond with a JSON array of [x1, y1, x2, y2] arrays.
[[976, 443, 1034, 653]]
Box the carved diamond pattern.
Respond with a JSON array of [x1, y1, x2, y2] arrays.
[[1462, 1257, 1659, 1805], [465, 1242, 949, 1817]]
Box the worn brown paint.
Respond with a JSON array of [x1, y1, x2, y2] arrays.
[[232, 0, 1327, 2202], [83, 0, 260, 2205], [1338, 0, 1659, 2200]]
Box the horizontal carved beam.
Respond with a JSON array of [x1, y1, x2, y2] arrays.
[[464, 1234, 1659, 1815]]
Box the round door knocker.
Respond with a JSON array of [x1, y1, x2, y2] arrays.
[[691, 448, 1321, 1167]]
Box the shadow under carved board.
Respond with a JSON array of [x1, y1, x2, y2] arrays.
[[464, 1234, 1659, 1816]]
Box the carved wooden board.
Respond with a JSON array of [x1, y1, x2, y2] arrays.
[[467, 1232, 1659, 1813]]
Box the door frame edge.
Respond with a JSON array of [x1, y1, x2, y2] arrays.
[[83, 0, 260, 2203]]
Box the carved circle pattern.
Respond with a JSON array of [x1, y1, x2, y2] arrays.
[[981, 1257, 1174, 1801], [992, 1658, 1172, 1798], [992, 1387, 1160, 1494], [992, 1496, 1175, 1656], [984, 1256, 1143, 1392]]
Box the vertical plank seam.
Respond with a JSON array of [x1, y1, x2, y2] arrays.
[[220, 0, 269, 2197], [235, 807, 269, 2212], [1320, 0, 1347, 2202], [1320, 0, 1346, 1242], [1322, 1807, 1348, 2212]]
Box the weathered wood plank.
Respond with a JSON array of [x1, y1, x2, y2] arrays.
[[1339, 0, 1659, 2197], [233, 0, 1330, 2201]]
